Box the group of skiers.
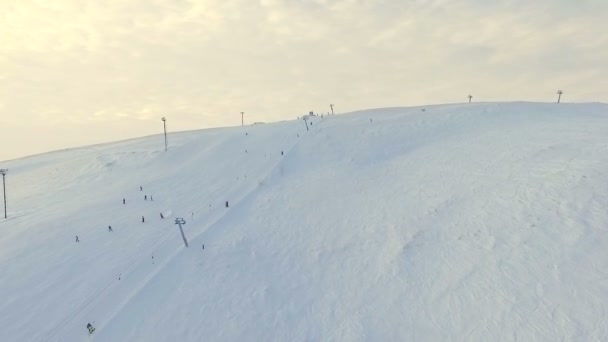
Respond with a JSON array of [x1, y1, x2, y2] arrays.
[[75, 185, 164, 243], [77, 141, 286, 335]]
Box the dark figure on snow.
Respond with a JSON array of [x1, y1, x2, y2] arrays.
[[108, 225, 113, 232], [225, 201, 229, 208], [75, 235, 79, 242], [123, 198, 126, 204], [144, 195, 147, 201], [160, 212, 164, 219], [140, 186, 143, 191], [281, 151, 284, 155], [150, 195, 153, 201], [142, 216, 145, 223], [87, 323, 95, 334]]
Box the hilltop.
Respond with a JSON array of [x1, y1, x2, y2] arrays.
[[1, 102, 608, 341]]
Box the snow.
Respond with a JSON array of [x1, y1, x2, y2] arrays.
[[1, 102, 608, 341]]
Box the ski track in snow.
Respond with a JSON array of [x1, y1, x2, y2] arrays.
[[1, 102, 608, 341]]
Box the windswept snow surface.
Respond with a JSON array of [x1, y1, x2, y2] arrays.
[[1, 102, 608, 341]]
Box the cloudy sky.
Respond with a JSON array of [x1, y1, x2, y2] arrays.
[[1, 0, 607, 161]]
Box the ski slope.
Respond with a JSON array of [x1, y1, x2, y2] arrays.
[[1, 102, 608, 341]]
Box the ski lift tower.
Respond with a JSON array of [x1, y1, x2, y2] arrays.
[[0, 169, 6, 219], [175, 218, 188, 247]]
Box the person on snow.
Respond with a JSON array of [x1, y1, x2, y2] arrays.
[[140, 186, 143, 191], [75, 235, 79, 242], [160, 212, 164, 219], [150, 195, 153, 201], [123, 198, 126, 204], [87, 323, 95, 334], [108, 225, 113, 232], [142, 216, 145, 223], [144, 195, 147, 201]]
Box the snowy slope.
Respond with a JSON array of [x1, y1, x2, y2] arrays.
[[1, 102, 608, 341]]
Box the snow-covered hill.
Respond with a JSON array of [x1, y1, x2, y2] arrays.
[[1, 102, 608, 341]]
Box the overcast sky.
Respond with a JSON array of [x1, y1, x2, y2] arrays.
[[1, 0, 607, 161]]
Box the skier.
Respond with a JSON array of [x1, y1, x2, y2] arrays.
[[75, 235, 79, 243], [140, 186, 143, 191], [225, 201, 229, 208], [160, 212, 164, 219], [144, 195, 147, 201], [123, 198, 126, 204], [281, 151, 284, 155], [108, 225, 113, 232], [142, 216, 145, 223], [87, 323, 95, 334], [150, 195, 153, 201]]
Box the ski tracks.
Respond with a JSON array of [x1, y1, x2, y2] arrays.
[[49, 127, 307, 341]]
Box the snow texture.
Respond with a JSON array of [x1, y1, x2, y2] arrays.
[[1, 102, 608, 341]]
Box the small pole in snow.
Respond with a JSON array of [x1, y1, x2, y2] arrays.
[[557, 90, 563, 103], [0, 169, 7, 219], [175, 218, 188, 247], [161, 117, 168, 151], [468, 95, 472, 103]]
